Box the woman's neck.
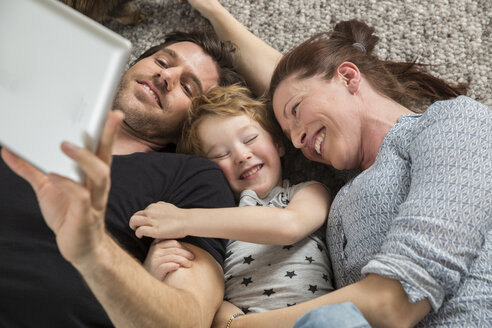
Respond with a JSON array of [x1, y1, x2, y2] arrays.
[[359, 92, 412, 170]]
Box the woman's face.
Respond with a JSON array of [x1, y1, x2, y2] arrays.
[[272, 73, 363, 170]]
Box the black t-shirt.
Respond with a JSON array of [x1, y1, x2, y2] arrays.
[[0, 150, 234, 327]]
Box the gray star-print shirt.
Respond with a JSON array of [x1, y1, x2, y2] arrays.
[[223, 180, 334, 313]]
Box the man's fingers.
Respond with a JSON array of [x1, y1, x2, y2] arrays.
[[1, 148, 48, 191], [96, 110, 124, 166], [60, 142, 110, 211], [47, 173, 91, 213]]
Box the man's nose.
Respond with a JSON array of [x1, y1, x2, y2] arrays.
[[158, 66, 182, 91]]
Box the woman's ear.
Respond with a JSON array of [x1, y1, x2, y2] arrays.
[[337, 62, 361, 94]]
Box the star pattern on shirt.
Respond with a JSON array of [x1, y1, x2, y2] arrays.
[[243, 255, 255, 265], [308, 285, 318, 294], [317, 243, 324, 252], [322, 274, 329, 282], [263, 288, 276, 297], [285, 271, 297, 278], [241, 307, 251, 314], [241, 277, 253, 286], [305, 256, 314, 263]]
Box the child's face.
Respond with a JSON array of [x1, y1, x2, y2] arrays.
[[198, 114, 284, 199]]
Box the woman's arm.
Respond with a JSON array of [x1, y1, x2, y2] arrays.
[[130, 183, 331, 245], [182, 0, 283, 96], [218, 274, 430, 328]]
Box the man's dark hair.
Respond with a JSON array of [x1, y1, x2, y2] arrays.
[[134, 31, 244, 87]]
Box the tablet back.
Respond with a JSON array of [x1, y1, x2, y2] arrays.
[[0, 0, 131, 183]]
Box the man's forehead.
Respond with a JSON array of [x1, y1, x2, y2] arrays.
[[162, 41, 220, 91]]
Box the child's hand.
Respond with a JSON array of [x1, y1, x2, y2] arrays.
[[212, 301, 244, 328], [144, 239, 195, 281], [129, 201, 187, 239]]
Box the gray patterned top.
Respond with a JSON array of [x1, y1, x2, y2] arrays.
[[327, 96, 491, 327]]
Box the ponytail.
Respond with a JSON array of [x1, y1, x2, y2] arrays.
[[269, 20, 468, 112]]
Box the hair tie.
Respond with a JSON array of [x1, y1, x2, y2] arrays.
[[352, 42, 366, 53]]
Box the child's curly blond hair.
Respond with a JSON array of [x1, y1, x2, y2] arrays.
[[177, 84, 283, 157]]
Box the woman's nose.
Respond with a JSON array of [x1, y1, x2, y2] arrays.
[[292, 128, 307, 149]]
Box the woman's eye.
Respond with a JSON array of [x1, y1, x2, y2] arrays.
[[292, 102, 300, 116], [245, 135, 258, 144]]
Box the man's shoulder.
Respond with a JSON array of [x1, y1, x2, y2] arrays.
[[113, 151, 221, 172]]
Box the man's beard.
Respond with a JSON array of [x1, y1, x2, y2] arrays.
[[112, 81, 179, 144]]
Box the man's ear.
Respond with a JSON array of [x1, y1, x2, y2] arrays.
[[337, 62, 361, 94]]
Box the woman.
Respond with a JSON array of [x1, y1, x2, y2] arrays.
[[174, 1, 492, 327], [266, 19, 491, 328]]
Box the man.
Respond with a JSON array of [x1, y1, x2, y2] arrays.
[[0, 31, 242, 327]]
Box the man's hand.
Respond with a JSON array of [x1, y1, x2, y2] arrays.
[[130, 201, 189, 239], [1, 110, 124, 266], [144, 239, 195, 280]]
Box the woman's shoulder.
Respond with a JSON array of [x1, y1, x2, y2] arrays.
[[425, 96, 491, 120]]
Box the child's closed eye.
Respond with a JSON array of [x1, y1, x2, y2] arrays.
[[211, 151, 230, 160], [244, 135, 258, 144]]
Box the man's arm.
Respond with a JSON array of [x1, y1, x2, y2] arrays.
[[130, 183, 331, 245], [0, 111, 223, 328], [184, 0, 282, 96], [78, 236, 224, 327]]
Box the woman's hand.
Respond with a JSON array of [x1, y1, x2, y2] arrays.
[[129, 201, 189, 239], [212, 301, 244, 328], [178, 0, 224, 21], [144, 239, 195, 281]]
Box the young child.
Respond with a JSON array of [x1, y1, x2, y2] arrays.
[[129, 84, 334, 313]]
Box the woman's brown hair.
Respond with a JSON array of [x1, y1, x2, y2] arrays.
[[269, 19, 468, 111]]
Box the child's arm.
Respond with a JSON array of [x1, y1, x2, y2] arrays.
[[129, 183, 331, 245]]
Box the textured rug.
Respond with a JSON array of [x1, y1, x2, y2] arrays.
[[105, 0, 491, 193]]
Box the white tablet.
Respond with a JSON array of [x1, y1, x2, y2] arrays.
[[0, 0, 131, 183]]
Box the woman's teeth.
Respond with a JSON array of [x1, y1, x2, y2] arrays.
[[315, 132, 325, 155]]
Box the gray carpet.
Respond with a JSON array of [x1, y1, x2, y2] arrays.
[[105, 0, 491, 194]]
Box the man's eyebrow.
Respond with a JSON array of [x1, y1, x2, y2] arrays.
[[160, 48, 204, 95]]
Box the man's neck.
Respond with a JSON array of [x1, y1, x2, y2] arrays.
[[112, 123, 168, 155]]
